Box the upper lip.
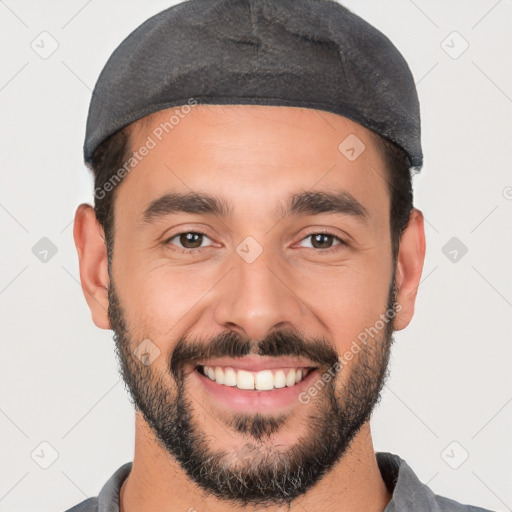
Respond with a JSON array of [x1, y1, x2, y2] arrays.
[[195, 355, 318, 372]]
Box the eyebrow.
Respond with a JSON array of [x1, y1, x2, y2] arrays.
[[141, 190, 369, 224]]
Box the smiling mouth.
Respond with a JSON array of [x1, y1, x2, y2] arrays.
[[196, 365, 315, 391]]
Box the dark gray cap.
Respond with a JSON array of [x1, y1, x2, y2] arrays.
[[84, 0, 423, 168]]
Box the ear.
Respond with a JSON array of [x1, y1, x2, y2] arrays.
[[73, 204, 110, 329], [393, 208, 426, 331]]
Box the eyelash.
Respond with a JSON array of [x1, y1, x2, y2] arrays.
[[164, 230, 348, 255]]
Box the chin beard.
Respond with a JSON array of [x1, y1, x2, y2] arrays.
[[108, 278, 396, 507]]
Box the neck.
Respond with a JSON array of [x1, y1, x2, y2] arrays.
[[120, 414, 391, 512]]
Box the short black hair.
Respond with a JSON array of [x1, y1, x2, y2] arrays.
[[89, 120, 414, 267]]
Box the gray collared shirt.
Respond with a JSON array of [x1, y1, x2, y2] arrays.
[[63, 452, 495, 512]]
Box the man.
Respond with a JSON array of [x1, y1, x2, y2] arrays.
[[67, 0, 494, 511]]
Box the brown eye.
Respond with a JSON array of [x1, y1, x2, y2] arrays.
[[180, 233, 203, 248], [311, 233, 334, 249], [166, 232, 212, 251], [299, 233, 345, 250]]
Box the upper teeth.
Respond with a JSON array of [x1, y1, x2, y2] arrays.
[[202, 365, 310, 391]]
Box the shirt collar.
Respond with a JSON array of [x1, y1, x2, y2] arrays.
[[97, 452, 437, 512], [98, 461, 131, 512], [377, 451, 440, 512]]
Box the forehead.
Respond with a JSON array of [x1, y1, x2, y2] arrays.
[[120, 104, 390, 225], [133, 104, 381, 161]]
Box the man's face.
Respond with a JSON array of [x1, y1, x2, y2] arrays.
[[105, 105, 399, 505]]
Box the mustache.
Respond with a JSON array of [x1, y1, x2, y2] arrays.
[[170, 328, 339, 380]]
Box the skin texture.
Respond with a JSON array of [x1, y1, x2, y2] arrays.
[[73, 104, 426, 512]]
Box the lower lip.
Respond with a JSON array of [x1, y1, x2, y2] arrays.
[[191, 367, 319, 412]]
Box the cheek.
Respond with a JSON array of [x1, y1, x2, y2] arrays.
[[293, 259, 392, 352], [114, 257, 218, 335], [113, 225, 393, 354]]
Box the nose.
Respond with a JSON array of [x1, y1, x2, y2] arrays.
[[213, 247, 304, 341]]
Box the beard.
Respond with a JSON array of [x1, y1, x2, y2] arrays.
[[108, 276, 397, 507]]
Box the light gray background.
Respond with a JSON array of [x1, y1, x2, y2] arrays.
[[1, 1, 511, 511]]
